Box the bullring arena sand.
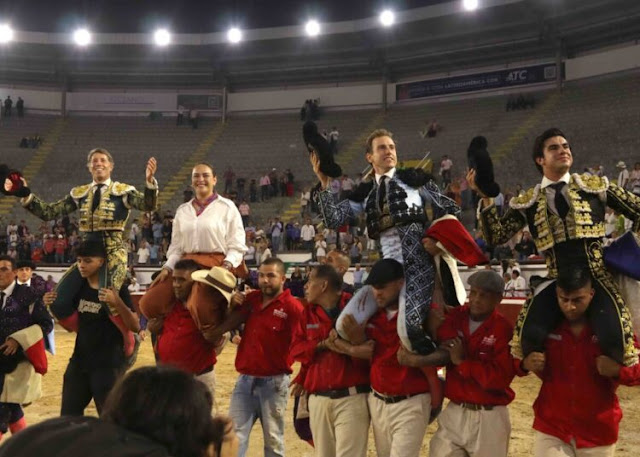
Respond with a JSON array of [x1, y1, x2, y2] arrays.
[[2, 325, 640, 456]]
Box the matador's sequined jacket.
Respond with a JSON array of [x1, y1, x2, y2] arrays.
[[479, 173, 640, 280], [21, 180, 157, 291]]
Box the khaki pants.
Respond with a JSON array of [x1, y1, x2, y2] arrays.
[[368, 392, 430, 457], [308, 393, 369, 457], [534, 431, 616, 457], [196, 370, 217, 415], [429, 402, 511, 457]]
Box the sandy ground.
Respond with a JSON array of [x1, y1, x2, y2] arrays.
[[3, 325, 640, 456]]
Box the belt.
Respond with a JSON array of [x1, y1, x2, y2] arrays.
[[452, 401, 495, 411], [313, 385, 370, 400], [372, 390, 421, 404], [197, 365, 214, 376]]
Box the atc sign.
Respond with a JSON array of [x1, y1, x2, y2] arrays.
[[396, 63, 561, 100]]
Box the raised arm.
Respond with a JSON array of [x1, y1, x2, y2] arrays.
[[606, 182, 640, 231]]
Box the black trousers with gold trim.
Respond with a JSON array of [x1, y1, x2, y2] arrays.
[[513, 277, 637, 366]]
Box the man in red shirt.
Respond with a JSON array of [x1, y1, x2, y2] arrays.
[[519, 268, 640, 457], [226, 258, 303, 457], [150, 259, 233, 410], [340, 259, 432, 457], [398, 269, 515, 457], [290, 265, 371, 457]]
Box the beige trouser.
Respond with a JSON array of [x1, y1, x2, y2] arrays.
[[368, 392, 430, 457], [429, 402, 511, 457], [308, 393, 370, 457], [196, 369, 217, 415], [534, 431, 616, 457]]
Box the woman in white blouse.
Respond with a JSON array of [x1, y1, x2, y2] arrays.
[[139, 163, 248, 330]]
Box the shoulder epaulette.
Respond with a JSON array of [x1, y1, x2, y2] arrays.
[[509, 185, 540, 210], [110, 181, 136, 196], [70, 184, 91, 199], [572, 173, 609, 193]]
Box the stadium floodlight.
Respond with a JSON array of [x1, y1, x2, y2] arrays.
[[379, 10, 395, 27], [305, 20, 320, 37], [73, 28, 92, 46], [0, 24, 14, 44], [463, 0, 479, 11], [227, 27, 242, 44], [154, 28, 171, 46]]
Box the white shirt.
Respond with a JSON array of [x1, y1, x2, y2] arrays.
[[1, 280, 16, 309], [541, 172, 571, 216], [164, 195, 248, 270], [618, 169, 630, 189], [244, 245, 256, 261], [128, 282, 141, 293], [17, 278, 31, 287], [137, 247, 150, 263], [301, 224, 316, 241]]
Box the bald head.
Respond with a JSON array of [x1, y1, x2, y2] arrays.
[[326, 249, 350, 276]]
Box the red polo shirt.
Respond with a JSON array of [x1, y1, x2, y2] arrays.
[[290, 294, 369, 393], [156, 300, 216, 375], [520, 321, 640, 448], [236, 289, 303, 377], [366, 308, 430, 396], [437, 306, 515, 406]]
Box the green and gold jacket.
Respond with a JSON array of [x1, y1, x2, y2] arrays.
[[479, 173, 640, 278], [22, 180, 158, 233]]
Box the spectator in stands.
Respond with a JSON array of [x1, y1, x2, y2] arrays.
[[514, 230, 537, 260], [223, 167, 235, 194], [268, 168, 278, 197], [176, 105, 185, 125], [630, 162, 640, 196], [249, 179, 257, 202], [352, 263, 364, 290], [506, 269, 528, 298], [439, 155, 453, 187], [183, 186, 194, 203], [45, 275, 57, 292], [3, 96, 12, 117], [16, 97, 23, 117], [148, 240, 159, 265], [189, 109, 198, 129], [238, 200, 250, 227], [315, 234, 327, 263], [278, 174, 287, 197], [329, 126, 339, 155], [137, 240, 150, 265], [340, 174, 354, 200], [259, 172, 270, 201], [19, 137, 28, 148], [236, 176, 246, 202], [301, 218, 315, 253], [427, 119, 439, 138], [285, 169, 294, 197], [152, 219, 163, 246], [617, 161, 629, 189], [54, 234, 67, 264], [244, 241, 256, 266], [43, 234, 55, 263], [270, 218, 283, 255]]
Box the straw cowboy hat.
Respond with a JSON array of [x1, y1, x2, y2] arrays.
[[191, 266, 237, 304]]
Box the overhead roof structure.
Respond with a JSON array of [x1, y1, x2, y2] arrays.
[[0, 0, 638, 89]]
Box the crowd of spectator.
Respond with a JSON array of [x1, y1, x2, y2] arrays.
[[506, 93, 536, 111], [3, 95, 25, 117]]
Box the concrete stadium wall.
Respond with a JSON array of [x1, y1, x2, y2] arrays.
[[565, 43, 640, 81], [0, 86, 61, 111], [227, 83, 383, 112]]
